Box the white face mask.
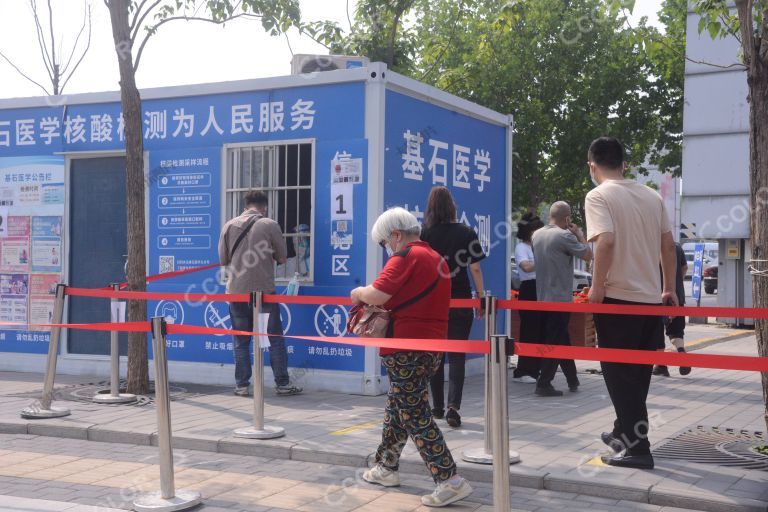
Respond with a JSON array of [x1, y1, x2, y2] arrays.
[[385, 245, 393, 257]]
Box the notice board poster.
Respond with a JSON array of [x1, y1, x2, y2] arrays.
[[31, 216, 62, 273]]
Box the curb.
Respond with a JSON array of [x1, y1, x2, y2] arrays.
[[2, 420, 766, 512]]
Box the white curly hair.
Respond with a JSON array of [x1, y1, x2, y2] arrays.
[[370, 207, 422, 245]]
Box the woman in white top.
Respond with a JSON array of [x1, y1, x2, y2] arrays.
[[513, 213, 545, 383]]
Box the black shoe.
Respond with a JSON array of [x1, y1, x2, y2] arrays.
[[652, 365, 670, 377], [535, 386, 563, 397], [601, 432, 626, 453], [432, 408, 444, 420], [677, 347, 691, 376], [600, 453, 654, 469], [446, 408, 461, 428], [569, 385, 579, 392]]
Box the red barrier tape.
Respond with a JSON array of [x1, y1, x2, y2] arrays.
[[3, 318, 765, 371], [498, 299, 768, 319], [64, 288, 481, 309], [113, 263, 220, 289], [515, 343, 768, 372], [66, 287, 250, 303]]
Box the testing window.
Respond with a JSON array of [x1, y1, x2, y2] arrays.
[[224, 142, 313, 281]]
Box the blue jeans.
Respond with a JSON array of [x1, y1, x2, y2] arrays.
[[229, 301, 289, 387]]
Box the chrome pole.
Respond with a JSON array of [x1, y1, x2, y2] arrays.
[[491, 334, 512, 509], [234, 292, 285, 439], [21, 283, 70, 419], [133, 317, 201, 512], [93, 283, 136, 404], [462, 295, 521, 465]]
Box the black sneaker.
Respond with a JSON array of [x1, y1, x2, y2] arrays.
[[534, 386, 563, 397], [446, 408, 461, 428], [601, 432, 626, 453], [652, 365, 670, 377], [569, 385, 579, 392], [432, 408, 445, 420], [678, 347, 691, 376]]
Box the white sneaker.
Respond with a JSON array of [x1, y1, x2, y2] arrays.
[[421, 477, 473, 507], [362, 464, 400, 487], [512, 375, 537, 384]]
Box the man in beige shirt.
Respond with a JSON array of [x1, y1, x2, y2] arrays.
[[585, 137, 677, 470], [218, 190, 301, 396]]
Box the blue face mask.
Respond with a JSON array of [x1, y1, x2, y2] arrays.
[[590, 169, 599, 188]]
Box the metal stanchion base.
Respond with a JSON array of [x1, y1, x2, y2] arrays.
[[233, 425, 285, 439], [132, 490, 201, 512], [462, 448, 521, 465], [20, 405, 70, 419], [92, 391, 138, 404]]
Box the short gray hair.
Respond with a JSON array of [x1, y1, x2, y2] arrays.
[[371, 207, 421, 245], [550, 201, 571, 222]]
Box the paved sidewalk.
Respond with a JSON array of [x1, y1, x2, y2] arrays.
[[0, 327, 765, 512], [0, 433, 730, 511]]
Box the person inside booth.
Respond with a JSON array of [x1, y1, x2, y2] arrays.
[[350, 207, 473, 508]]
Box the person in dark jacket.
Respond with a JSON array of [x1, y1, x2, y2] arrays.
[[421, 187, 486, 429]]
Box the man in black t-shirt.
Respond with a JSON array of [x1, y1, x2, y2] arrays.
[[653, 242, 690, 377]]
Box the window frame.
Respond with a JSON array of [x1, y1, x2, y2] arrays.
[[222, 139, 316, 284]]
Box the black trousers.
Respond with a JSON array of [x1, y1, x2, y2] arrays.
[[536, 311, 579, 388], [665, 315, 685, 340], [430, 308, 473, 411], [514, 279, 544, 379], [594, 297, 663, 456]]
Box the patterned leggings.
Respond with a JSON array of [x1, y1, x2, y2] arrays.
[[375, 351, 458, 483]]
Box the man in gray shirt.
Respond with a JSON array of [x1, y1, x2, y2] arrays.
[[532, 201, 593, 397], [218, 190, 302, 397]]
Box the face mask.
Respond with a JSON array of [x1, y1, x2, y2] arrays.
[[385, 245, 393, 257], [590, 169, 599, 188]]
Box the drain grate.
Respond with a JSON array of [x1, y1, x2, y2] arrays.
[[653, 426, 768, 471], [7, 381, 200, 407]]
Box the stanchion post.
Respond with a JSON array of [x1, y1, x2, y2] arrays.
[[462, 295, 521, 465], [93, 283, 136, 404], [133, 316, 201, 512], [21, 283, 70, 419], [233, 291, 285, 439], [490, 334, 512, 509]]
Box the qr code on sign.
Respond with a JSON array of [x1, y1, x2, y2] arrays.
[[159, 256, 175, 274]]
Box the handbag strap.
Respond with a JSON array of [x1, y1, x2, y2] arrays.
[[229, 215, 259, 260], [390, 275, 441, 313]]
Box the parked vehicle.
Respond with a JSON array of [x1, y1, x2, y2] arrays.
[[703, 265, 718, 294]]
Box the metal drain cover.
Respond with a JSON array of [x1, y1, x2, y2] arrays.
[[653, 426, 768, 471], [7, 381, 196, 407]]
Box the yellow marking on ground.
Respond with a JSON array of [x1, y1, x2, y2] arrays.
[[330, 420, 381, 436], [686, 330, 752, 349], [586, 456, 607, 467]]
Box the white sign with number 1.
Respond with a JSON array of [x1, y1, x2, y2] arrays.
[[331, 182, 353, 221]]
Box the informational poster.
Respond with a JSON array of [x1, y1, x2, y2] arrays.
[[0, 156, 65, 207], [31, 216, 62, 273], [0, 273, 28, 324], [331, 154, 363, 185], [29, 273, 58, 330], [0, 207, 7, 237], [29, 273, 58, 296], [0, 238, 29, 272]]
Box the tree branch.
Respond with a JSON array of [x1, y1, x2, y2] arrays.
[[130, 0, 162, 44], [133, 12, 264, 72], [419, 0, 465, 81], [29, 0, 54, 80], [0, 50, 51, 95], [60, 0, 90, 75], [736, 0, 756, 67], [46, 0, 56, 73], [129, 0, 150, 32], [60, 3, 92, 93]]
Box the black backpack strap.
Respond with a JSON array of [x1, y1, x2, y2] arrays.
[[391, 275, 441, 313], [229, 215, 259, 260]]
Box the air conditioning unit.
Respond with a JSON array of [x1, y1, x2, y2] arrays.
[[291, 54, 369, 75]]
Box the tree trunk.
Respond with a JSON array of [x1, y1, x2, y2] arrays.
[[749, 58, 768, 436], [107, 0, 149, 394]]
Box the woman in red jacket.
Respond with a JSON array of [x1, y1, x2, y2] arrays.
[[350, 207, 473, 508]]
